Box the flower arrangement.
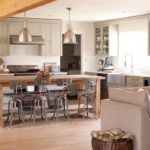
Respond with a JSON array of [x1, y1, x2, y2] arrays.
[[36, 71, 51, 78]]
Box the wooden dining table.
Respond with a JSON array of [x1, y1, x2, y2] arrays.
[[0, 74, 105, 127]]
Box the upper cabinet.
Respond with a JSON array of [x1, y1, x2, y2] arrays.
[[28, 22, 41, 35], [95, 26, 109, 55], [109, 24, 119, 56], [40, 22, 62, 56], [50, 23, 62, 56], [0, 18, 62, 56], [95, 24, 118, 56], [8, 21, 23, 35], [0, 22, 9, 56]]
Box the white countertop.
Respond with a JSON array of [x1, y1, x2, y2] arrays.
[[85, 70, 150, 78], [52, 72, 68, 75], [0, 73, 14, 76]]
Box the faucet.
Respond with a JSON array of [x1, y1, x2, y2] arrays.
[[124, 53, 134, 73]]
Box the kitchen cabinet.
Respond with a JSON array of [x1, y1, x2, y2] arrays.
[[50, 23, 62, 56], [109, 24, 118, 56], [28, 22, 41, 35], [0, 18, 62, 56], [126, 76, 144, 87], [40, 23, 51, 56], [95, 26, 109, 54], [95, 24, 118, 56], [8, 21, 23, 35], [0, 22, 9, 56], [40, 23, 62, 56]]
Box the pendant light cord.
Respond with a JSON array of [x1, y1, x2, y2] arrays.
[[67, 8, 71, 30], [23, 12, 27, 27]]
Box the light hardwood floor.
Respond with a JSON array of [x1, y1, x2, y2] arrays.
[[0, 119, 100, 150]]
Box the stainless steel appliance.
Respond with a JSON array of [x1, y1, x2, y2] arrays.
[[7, 65, 40, 76]]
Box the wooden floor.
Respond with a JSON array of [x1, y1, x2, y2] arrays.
[[0, 118, 100, 150]]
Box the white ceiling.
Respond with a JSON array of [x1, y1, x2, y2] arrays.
[[14, 0, 150, 22]]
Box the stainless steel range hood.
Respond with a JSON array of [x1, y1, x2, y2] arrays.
[[10, 35, 45, 45]]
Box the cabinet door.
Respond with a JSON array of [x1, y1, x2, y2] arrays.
[[50, 23, 62, 56], [8, 21, 23, 35], [0, 22, 9, 56], [109, 24, 118, 56], [28, 22, 41, 35], [41, 23, 62, 56], [41, 23, 51, 56], [95, 27, 103, 54], [126, 76, 144, 87], [102, 26, 109, 54], [95, 26, 109, 54]]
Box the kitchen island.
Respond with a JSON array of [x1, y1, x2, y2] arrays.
[[0, 74, 105, 126]]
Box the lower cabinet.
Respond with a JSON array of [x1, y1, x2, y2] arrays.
[[126, 76, 144, 87]]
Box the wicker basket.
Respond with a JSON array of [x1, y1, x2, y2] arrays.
[[92, 137, 133, 150]]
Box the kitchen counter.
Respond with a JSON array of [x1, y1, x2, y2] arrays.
[[85, 70, 150, 77], [85, 70, 114, 75], [0, 73, 14, 76], [0, 74, 105, 126]]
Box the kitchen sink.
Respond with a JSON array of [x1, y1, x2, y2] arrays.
[[108, 73, 126, 86]]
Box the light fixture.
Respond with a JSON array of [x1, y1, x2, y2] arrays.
[[19, 12, 32, 43], [64, 8, 77, 44]]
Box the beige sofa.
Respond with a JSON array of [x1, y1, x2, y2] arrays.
[[101, 87, 150, 150]]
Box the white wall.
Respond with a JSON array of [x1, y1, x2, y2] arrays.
[[118, 19, 149, 73]]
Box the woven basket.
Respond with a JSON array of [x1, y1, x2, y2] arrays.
[[92, 137, 133, 150]]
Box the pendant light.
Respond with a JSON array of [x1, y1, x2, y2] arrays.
[[19, 12, 32, 43], [64, 8, 77, 44]]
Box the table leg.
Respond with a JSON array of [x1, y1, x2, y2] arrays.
[[96, 79, 101, 118], [0, 85, 3, 127]]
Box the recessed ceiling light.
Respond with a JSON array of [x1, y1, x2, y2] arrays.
[[121, 11, 127, 14], [88, 18, 94, 20], [47, 14, 53, 17]]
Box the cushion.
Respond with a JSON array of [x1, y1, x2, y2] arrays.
[[109, 87, 149, 108]]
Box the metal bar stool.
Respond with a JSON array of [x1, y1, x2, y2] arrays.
[[78, 79, 96, 119], [5, 80, 26, 127], [48, 79, 71, 122], [33, 77, 50, 123]]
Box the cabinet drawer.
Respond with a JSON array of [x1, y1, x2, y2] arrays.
[[126, 76, 144, 87]]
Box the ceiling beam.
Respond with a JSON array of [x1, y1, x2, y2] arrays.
[[0, 0, 56, 19]]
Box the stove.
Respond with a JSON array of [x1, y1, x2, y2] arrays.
[[7, 65, 40, 76], [14, 72, 37, 76]]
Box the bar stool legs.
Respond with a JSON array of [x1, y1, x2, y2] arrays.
[[5, 99, 25, 127], [32, 97, 48, 124], [78, 94, 96, 120], [52, 95, 71, 122]]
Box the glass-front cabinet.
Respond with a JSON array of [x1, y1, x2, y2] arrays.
[[95, 24, 119, 56], [95, 26, 109, 54]]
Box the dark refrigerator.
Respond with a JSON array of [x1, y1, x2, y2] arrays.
[[60, 34, 81, 75]]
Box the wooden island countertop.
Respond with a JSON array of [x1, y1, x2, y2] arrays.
[[0, 74, 105, 126]]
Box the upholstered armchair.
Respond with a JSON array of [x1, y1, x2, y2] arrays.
[[101, 87, 150, 150]]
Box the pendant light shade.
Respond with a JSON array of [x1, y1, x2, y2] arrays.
[[19, 12, 32, 43], [64, 8, 77, 44]]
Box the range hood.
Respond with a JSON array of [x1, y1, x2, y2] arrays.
[[10, 35, 45, 45]]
